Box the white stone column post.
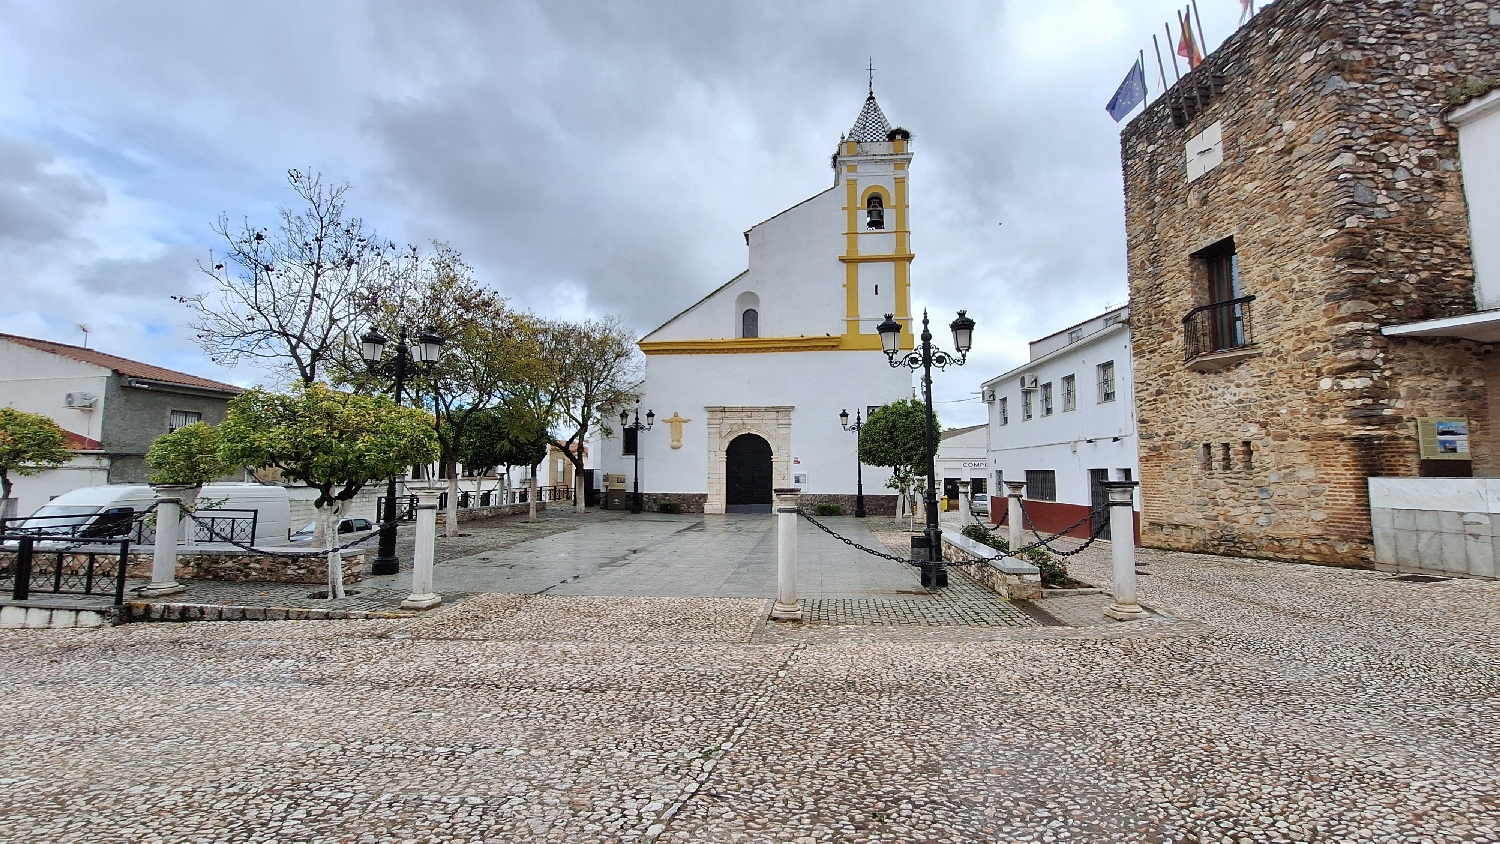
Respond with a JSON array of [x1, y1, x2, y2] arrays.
[[401, 489, 442, 611], [141, 486, 188, 597], [1004, 480, 1027, 552], [770, 487, 802, 621], [1102, 480, 1145, 621], [957, 479, 972, 527]]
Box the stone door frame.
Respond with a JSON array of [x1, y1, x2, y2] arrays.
[[705, 406, 793, 514]]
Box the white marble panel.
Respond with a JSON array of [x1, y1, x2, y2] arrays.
[[1367, 478, 1498, 513], [1467, 534, 1496, 578], [1394, 530, 1419, 569], [1372, 522, 1397, 567], [1439, 530, 1468, 573]]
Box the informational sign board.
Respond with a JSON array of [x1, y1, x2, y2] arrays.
[[1417, 417, 1470, 460], [604, 473, 628, 489]]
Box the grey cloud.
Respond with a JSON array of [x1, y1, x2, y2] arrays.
[[74, 245, 202, 296], [0, 135, 106, 249]]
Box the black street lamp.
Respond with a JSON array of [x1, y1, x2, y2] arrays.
[[620, 407, 654, 514], [876, 308, 975, 589], [839, 408, 868, 518], [360, 324, 444, 576]]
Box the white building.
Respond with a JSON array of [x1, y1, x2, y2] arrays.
[[0, 333, 242, 518], [980, 306, 1138, 539], [593, 89, 917, 514], [934, 424, 989, 502]]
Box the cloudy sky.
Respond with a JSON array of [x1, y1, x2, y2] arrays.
[[0, 0, 1252, 426]]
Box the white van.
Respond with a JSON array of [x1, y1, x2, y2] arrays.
[[19, 483, 293, 547]]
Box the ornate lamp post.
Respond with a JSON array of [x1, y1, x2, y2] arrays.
[[620, 407, 654, 514], [876, 309, 975, 589], [838, 408, 868, 518], [360, 324, 444, 576]]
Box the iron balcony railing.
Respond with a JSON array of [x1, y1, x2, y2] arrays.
[[1183, 294, 1255, 362]]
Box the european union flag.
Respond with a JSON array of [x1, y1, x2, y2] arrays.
[[1106, 59, 1147, 122]]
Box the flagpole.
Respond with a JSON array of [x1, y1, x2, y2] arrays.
[[1164, 22, 1181, 79], [1191, 0, 1208, 59], [1152, 34, 1170, 92], [1139, 50, 1148, 100]]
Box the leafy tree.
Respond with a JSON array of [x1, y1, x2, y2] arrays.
[[218, 384, 438, 597], [860, 399, 939, 524], [145, 422, 228, 487], [0, 407, 70, 507], [458, 401, 549, 478], [521, 317, 641, 511], [346, 242, 548, 534], [179, 169, 397, 385], [858, 398, 939, 474]]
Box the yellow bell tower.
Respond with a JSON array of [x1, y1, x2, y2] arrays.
[[835, 89, 914, 351]]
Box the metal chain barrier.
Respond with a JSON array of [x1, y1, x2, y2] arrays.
[[957, 501, 1110, 559], [796, 510, 922, 567], [184, 513, 401, 559]]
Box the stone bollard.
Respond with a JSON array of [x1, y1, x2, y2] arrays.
[[770, 487, 802, 621], [1102, 480, 1145, 621], [958, 479, 972, 527], [140, 486, 191, 598], [401, 489, 442, 611], [1005, 480, 1027, 552]]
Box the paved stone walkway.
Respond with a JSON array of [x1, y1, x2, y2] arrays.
[[3, 542, 1499, 841]]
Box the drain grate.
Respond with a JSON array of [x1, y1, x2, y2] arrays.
[[1391, 574, 1450, 584]]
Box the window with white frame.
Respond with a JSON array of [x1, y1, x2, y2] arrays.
[[998, 396, 1008, 426], [1067, 328, 1083, 343], [168, 410, 201, 432], [1040, 382, 1053, 416], [1062, 375, 1076, 412], [1022, 390, 1033, 420], [1097, 361, 1116, 403]]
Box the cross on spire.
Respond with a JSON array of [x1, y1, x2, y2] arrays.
[[867, 57, 875, 94]]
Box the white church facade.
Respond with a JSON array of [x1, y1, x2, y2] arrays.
[[594, 91, 918, 514]]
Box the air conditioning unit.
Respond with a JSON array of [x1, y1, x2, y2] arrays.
[[982, 388, 996, 402], [1019, 375, 1038, 391], [64, 392, 97, 409]]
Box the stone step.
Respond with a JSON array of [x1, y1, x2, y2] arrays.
[[0, 604, 110, 629], [120, 601, 416, 623]]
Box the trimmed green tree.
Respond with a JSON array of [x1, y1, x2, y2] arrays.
[[0, 407, 71, 514], [145, 422, 228, 487], [858, 398, 940, 523], [218, 384, 439, 596]]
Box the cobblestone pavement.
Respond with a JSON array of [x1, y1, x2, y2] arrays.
[[3, 540, 1498, 842]]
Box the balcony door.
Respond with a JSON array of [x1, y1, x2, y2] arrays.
[[1205, 245, 1244, 352]]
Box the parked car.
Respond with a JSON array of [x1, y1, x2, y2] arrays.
[[971, 493, 990, 517], [289, 517, 376, 544]]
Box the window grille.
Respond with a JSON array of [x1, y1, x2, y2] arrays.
[[1062, 375, 1076, 412], [1040, 383, 1053, 416], [1097, 361, 1116, 403], [1022, 391, 1033, 421], [1024, 470, 1057, 501], [168, 410, 201, 432], [998, 397, 1008, 426]]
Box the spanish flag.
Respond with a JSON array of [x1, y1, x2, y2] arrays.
[[1178, 10, 1203, 69]]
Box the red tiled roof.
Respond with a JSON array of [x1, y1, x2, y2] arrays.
[[63, 430, 102, 451], [0, 333, 242, 395]]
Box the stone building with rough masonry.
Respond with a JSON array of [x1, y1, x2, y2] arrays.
[[1123, 0, 1500, 566]]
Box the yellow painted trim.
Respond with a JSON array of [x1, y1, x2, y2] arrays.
[[894, 176, 909, 253], [895, 259, 911, 320], [843, 177, 859, 255], [639, 336, 843, 355], [858, 184, 891, 207], [844, 261, 860, 320], [893, 139, 907, 154], [838, 324, 914, 350], [839, 253, 916, 264]]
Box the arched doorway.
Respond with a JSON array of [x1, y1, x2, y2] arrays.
[[725, 434, 773, 514]]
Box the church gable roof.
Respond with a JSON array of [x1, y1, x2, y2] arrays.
[[846, 93, 892, 142], [641, 270, 749, 342]]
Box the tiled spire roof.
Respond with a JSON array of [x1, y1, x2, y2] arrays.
[[846, 93, 892, 143]]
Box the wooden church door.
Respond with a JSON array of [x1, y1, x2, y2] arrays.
[[725, 434, 773, 514]]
